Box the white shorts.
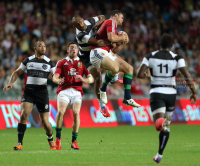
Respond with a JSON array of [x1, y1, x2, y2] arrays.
[[90, 48, 117, 68], [57, 88, 82, 106]]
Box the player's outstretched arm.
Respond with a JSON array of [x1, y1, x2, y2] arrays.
[[75, 74, 94, 84], [136, 64, 149, 79], [93, 15, 106, 31], [179, 67, 197, 103], [52, 73, 64, 85], [3, 68, 24, 91]]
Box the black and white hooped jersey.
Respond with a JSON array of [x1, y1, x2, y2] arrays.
[[141, 50, 186, 94], [76, 17, 99, 57], [19, 55, 55, 87]]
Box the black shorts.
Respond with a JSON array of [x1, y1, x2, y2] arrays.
[[150, 93, 176, 114], [22, 86, 49, 112], [78, 54, 92, 69]]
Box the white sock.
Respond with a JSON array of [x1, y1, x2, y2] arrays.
[[156, 153, 163, 158], [99, 100, 106, 109], [111, 73, 119, 82]]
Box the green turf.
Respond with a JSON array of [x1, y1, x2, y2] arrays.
[[0, 124, 199, 166]]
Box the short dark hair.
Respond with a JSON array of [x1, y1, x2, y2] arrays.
[[110, 10, 123, 17], [68, 42, 79, 48], [34, 41, 45, 48], [159, 33, 173, 49], [34, 41, 39, 47]]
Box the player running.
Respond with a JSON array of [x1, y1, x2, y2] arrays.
[[3, 41, 56, 150], [52, 42, 94, 150], [136, 34, 197, 163], [72, 15, 122, 117], [89, 10, 140, 108]]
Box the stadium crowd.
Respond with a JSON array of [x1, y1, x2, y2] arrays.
[[0, 0, 200, 97]]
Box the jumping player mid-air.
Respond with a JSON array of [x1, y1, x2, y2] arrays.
[[72, 15, 122, 117], [53, 42, 94, 150], [137, 33, 197, 163], [89, 10, 141, 108]]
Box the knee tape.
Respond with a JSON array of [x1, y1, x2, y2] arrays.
[[163, 116, 172, 132]]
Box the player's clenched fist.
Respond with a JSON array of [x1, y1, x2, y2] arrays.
[[3, 83, 12, 91], [58, 77, 65, 85]]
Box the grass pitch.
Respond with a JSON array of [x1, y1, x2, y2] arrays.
[[0, 124, 199, 166]]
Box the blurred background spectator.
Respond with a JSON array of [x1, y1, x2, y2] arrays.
[[0, 0, 199, 99]]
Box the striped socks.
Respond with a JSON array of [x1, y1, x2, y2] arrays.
[[100, 71, 115, 92], [123, 73, 133, 100], [72, 132, 78, 142]]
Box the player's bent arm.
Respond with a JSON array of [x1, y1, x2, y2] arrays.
[[52, 73, 64, 85], [178, 67, 196, 95], [111, 42, 127, 53], [3, 68, 24, 91], [136, 64, 149, 79], [107, 32, 125, 43], [88, 37, 111, 46], [93, 15, 106, 30], [52, 73, 60, 84]]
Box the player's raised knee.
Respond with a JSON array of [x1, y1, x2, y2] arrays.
[[155, 118, 165, 131], [126, 64, 133, 74], [111, 65, 119, 75]]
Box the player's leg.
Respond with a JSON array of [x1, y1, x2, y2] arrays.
[[55, 91, 69, 149], [14, 102, 34, 150], [71, 95, 82, 150], [90, 49, 119, 104], [89, 67, 102, 100], [36, 89, 56, 150], [153, 94, 176, 163], [89, 66, 110, 117], [114, 55, 140, 107], [150, 93, 171, 163], [39, 111, 56, 150]]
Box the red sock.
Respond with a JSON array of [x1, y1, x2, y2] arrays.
[[155, 118, 164, 131]]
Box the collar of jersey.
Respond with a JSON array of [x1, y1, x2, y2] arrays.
[[65, 56, 79, 62], [109, 19, 117, 28]]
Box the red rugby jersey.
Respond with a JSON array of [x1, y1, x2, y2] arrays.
[[54, 57, 90, 95], [90, 19, 117, 52]]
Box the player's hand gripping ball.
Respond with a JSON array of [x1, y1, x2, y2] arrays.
[[117, 31, 129, 43]]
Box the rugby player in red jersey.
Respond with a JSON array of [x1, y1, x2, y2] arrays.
[[52, 42, 94, 150], [72, 15, 122, 117], [90, 10, 140, 108]]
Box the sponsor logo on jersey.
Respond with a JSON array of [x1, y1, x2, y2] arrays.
[[29, 64, 34, 68], [68, 68, 78, 75], [78, 62, 82, 68], [42, 64, 48, 70]]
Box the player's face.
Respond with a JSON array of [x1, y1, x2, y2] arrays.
[[75, 17, 85, 30], [116, 13, 124, 26], [35, 42, 46, 55], [68, 44, 78, 59]]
